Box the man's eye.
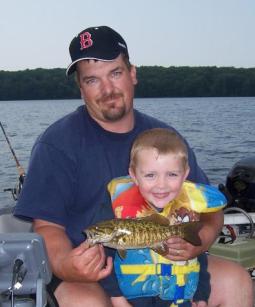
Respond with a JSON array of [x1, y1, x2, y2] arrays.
[[112, 71, 122, 78], [86, 78, 97, 85]]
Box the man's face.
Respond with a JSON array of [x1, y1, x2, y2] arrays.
[[76, 55, 137, 126]]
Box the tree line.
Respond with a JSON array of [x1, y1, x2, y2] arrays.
[[0, 66, 255, 101]]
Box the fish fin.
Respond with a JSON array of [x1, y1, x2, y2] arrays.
[[143, 213, 170, 226], [117, 249, 127, 260], [151, 243, 168, 256], [181, 221, 202, 246], [113, 229, 123, 237]]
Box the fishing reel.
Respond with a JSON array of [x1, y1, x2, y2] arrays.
[[0, 121, 26, 202], [4, 174, 25, 201]]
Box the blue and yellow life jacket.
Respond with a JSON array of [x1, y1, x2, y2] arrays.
[[108, 176, 226, 305]]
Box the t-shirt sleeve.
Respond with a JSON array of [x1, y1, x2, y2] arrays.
[[14, 141, 77, 226], [186, 143, 209, 184]]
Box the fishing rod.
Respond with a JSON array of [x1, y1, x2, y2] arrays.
[[0, 121, 26, 200]]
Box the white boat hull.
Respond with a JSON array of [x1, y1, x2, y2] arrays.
[[0, 211, 31, 233]]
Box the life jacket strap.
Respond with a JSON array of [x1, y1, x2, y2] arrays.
[[120, 262, 200, 276]]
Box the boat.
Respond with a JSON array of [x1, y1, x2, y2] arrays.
[[209, 156, 255, 279], [1, 121, 255, 306], [0, 122, 58, 307]]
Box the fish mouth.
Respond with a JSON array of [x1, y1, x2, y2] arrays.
[[84, 230, 95, 244], [84, 229, 113, 245]]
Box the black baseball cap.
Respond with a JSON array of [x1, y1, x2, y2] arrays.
[[66, 26, 129, 76]]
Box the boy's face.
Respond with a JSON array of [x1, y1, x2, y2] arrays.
[[129, 148, 189, 209]]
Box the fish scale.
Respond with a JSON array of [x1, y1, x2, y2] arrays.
[[84, 214, 201, 257], [115, 219, 168, 247]]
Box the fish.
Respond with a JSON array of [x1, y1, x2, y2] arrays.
[[83, 214, 202, 259]]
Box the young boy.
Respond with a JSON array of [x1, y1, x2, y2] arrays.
[[107, 128, 226, 307]]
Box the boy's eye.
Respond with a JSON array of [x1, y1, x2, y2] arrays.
[[144, 173, 155, 178], [168, 172, 178, 177]]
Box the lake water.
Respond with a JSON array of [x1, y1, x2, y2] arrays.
[[1, 97, 255, 210]]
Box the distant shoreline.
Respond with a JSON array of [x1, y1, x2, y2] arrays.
[[1, 66, 255, 100]]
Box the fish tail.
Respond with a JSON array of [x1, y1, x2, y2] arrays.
[[181, 222, 202, 246]]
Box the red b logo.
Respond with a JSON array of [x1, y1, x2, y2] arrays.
[[80, 32, 93, 50]]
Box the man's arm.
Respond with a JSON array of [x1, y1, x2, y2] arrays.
[[33, 219, 113, 282], [199, 210, 224, 252]]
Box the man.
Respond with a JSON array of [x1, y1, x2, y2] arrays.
[[14, 26, 253, 307]]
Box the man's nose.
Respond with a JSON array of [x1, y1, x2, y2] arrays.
[[101, 78, 114, 95]]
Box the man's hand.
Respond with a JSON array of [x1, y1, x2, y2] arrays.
[[191, 300, 207, 307], [60, 241, 113, 282], [33, 219, 113, 283]]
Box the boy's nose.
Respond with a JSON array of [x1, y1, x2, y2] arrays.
[[156, 177, 166, 189]]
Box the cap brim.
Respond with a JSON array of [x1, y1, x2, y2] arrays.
[[66, 55, 121, 76]]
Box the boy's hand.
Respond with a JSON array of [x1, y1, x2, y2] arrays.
[[164, 236, 203, 261]]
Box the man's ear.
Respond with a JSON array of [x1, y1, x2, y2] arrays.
[[130, 65, 138, 85], [129, 167, 138, 185]]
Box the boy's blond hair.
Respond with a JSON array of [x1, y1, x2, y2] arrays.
[[129, 128, 189, 170]]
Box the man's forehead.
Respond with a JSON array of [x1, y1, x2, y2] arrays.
[[76, 55, 124, 73]]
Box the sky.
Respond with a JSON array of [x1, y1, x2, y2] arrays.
[[1, 0, 255, 71]]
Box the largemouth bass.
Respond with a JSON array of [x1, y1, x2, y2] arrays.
[[84, 214, 201, 259]]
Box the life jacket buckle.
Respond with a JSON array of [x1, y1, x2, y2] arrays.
[[156, 263, 172, 276]]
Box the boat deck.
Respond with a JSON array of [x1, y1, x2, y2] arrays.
[[1, 209, 255, 305]]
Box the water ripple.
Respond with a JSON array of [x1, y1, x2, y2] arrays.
[[1, 97, 255, 207]]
